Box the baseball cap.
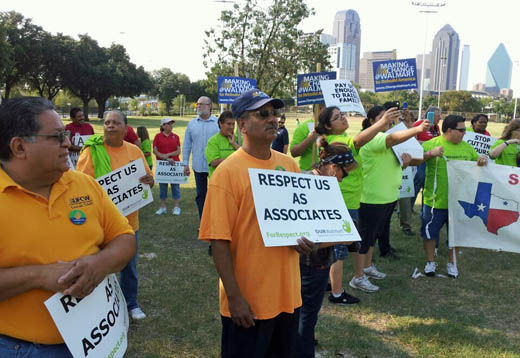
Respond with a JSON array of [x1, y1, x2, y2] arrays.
[[232, 89, 284, 119], [161, 118, 175, 125]]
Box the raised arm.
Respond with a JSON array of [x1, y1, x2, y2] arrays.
[[386, 120, 430, 149], [352, 107, 399, 150]]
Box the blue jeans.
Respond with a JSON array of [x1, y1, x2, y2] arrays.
[[120, 231, 139, 310], [297, 265, 331, 358], [411, 162, 426, 209], [159, 183, 181, 200], [0, 334, 73, 358], [333, 208, 358, 260], [194, 171, 208, 219]]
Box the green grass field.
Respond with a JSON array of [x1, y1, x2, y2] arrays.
[[75, 115, 519, 358]]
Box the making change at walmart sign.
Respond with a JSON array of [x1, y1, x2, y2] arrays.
[[463, 131, 497, 156], [372, 58, 418, 92], [217, 76, 257, 104], [155, 160, 188, 184], [68, 135, 91, 169], [447, 161, 520, 253], [45, 274, 128, 358], [320, 79, 366, 116], [249, 169, 361, 247], [96, 158, 153, 216], [296, 71, 336, 105]]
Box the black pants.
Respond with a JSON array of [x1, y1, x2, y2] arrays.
[[358, 201, 397, 255], [194, 171, 208, 219], [221, 309, 300, 358]]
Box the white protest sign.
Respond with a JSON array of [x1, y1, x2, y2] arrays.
[[386, 122, 424, 166], [249, 169, 361, 247], [155, 160, 188, 184], [96, 158, 153, 216], [319, 80, 366, 116], [399, 166, 415, 198], [68, 135, 91, 169], [463, 131, 496, 157], [45, 274, 128, 358]]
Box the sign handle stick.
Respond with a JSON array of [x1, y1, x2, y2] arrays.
[[234, 63, 243, 146], [311, 63, 321, 166]]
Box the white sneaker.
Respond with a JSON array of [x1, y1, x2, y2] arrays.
[[363, 264, 386, 280], [424, 261, 437, 277], [349, 275, 379, 292], [155, 207, 167, 215], [172, 207, 181, 216], [447, 262, 459, 278], [130, 307, 146, 320]]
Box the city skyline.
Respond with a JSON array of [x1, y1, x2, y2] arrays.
[[485, 43, 513, 95], [429, 24, 460, 92]]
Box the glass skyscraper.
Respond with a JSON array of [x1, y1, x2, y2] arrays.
[[485, 43, 512, 94], [332, 10, 361, 83]]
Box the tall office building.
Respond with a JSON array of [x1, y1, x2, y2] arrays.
[[416, 52, 432, 91], [429, 24, 460, 92], [485, 43, 513, 95], [331, 10, 361, 83], [359, 50, 396, 90], [458, 45, 470, 91]]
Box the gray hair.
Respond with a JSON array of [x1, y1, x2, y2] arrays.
[[0, 97, 55, 161], [103, 110, 127, 125]]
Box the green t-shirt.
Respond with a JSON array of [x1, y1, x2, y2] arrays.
[[325, 134, 363, 210], [289, 119, 318, 171], [490, 139, 519, 167], [422, 136, 479, 209], [360, 132, 402, 204], [140, 139, 153, 167], [205, 133, 237, 177]]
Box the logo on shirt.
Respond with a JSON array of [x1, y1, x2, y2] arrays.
[[69, 195, 92, 209], [69, 210, 86, 225]]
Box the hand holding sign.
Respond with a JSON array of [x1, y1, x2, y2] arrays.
[[58, 254, 106, 298], [292, 237, 315, 254]]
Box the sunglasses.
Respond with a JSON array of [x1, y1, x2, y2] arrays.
[[453, 128, 466, 133], [253, 109, 282, 119], [28, 130, 71, 145]]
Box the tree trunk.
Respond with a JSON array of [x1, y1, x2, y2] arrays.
[[82, 98, 90, 121], [3, 85, 12, 103], [96, 96, 108, 119]]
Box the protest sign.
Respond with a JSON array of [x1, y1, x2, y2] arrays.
[[96, 159, 153, 216], [399, 166, 415, 198], [155, 160, 188, 184], [319, 80, 366, 116], [45, 274, 128, 358], [447, 160, 520, 253], [463, 131, 497, 156], [296, 71, 336, 106], [249, 169, 361, 247], [68, 135, 91, 169], [372, 58, 418, 92], [217, 76, 257, 104], [386, 122, 424, 166]]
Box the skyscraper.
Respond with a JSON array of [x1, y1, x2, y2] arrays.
[[332, 10, 361, 83], [429, 24, 460, 92], [458, 45, 470, 91], [485, 43, 513, 95], [359, 50, 396, 90], [416, 52, 432, 91]]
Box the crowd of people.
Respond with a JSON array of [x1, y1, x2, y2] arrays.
[[1, 90, 519, 357]]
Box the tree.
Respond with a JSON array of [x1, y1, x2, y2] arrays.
[[203, 0, 330, 98], [440, 91, 482, 113], [151, 68, 190, 115]]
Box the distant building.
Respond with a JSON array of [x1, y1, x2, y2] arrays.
[[331, 10, 361, 83], [473, 83, 486, 92], [485, 43, 513, 95], [458, 45, 470, 91], [417, 52, 432, 91], [429, 24, 460, 92], [359, 50, 396, 90], [500, 88, 513, 98]]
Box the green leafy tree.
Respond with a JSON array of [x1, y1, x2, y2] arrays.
[[151, 68, 190, 115], [440, 91, 482, 112], [204, 0, 330, 97]]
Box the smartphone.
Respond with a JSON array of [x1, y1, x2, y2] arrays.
[[402, 102, 408, 110], [391, 100, 400, 110], [426, 111, 435, 125]]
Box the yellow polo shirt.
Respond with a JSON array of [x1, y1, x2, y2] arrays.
[[0, 168, 134, 344]]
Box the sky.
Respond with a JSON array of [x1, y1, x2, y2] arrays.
[[1, 0, 518, 92]]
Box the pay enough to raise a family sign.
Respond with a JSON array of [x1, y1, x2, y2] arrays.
[[249, 169, 361, 247]]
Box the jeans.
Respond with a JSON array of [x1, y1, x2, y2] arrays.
[[120, 231, 139, 310], [411, 162, 426, 209], [159, 183, 181, 200], [194, 171, 208, 218], [0, 334, 73, 358], [297, 265, 330, 358]]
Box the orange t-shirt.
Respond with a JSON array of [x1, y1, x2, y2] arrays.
[[76, 141, 153, 231], [199, 148, 302, 319]]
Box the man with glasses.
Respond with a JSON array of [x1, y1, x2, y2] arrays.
[[272, 114, 289, 154], [199, 89, 314, 357], [0, 97, 135, 357], [182, 96, 219, 221]]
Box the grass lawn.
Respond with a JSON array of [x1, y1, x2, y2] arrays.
[[73, 115, 519, 358]]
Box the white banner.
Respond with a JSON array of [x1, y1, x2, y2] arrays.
[[249, 169, 361, 247], [319, 80, 366, 116], [386, 122, 424, 166], [96, 158, 153, 216], [155, 160, 188, 184], [447, 160, 520, 253], [68, 135, 92, 169], [463, 131, 496, 157], [399, 166, 415, 198], [45, 274, 128, 358]]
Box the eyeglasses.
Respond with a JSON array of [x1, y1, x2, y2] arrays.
[[453, 128, 466, 133], [196, 102, 211, 106], [27, 130, 71, 144], [331, 113, 346, 122], [253, 109, 282, 119]]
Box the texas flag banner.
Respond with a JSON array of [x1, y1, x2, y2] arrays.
[[447, 160, 520, 253]]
